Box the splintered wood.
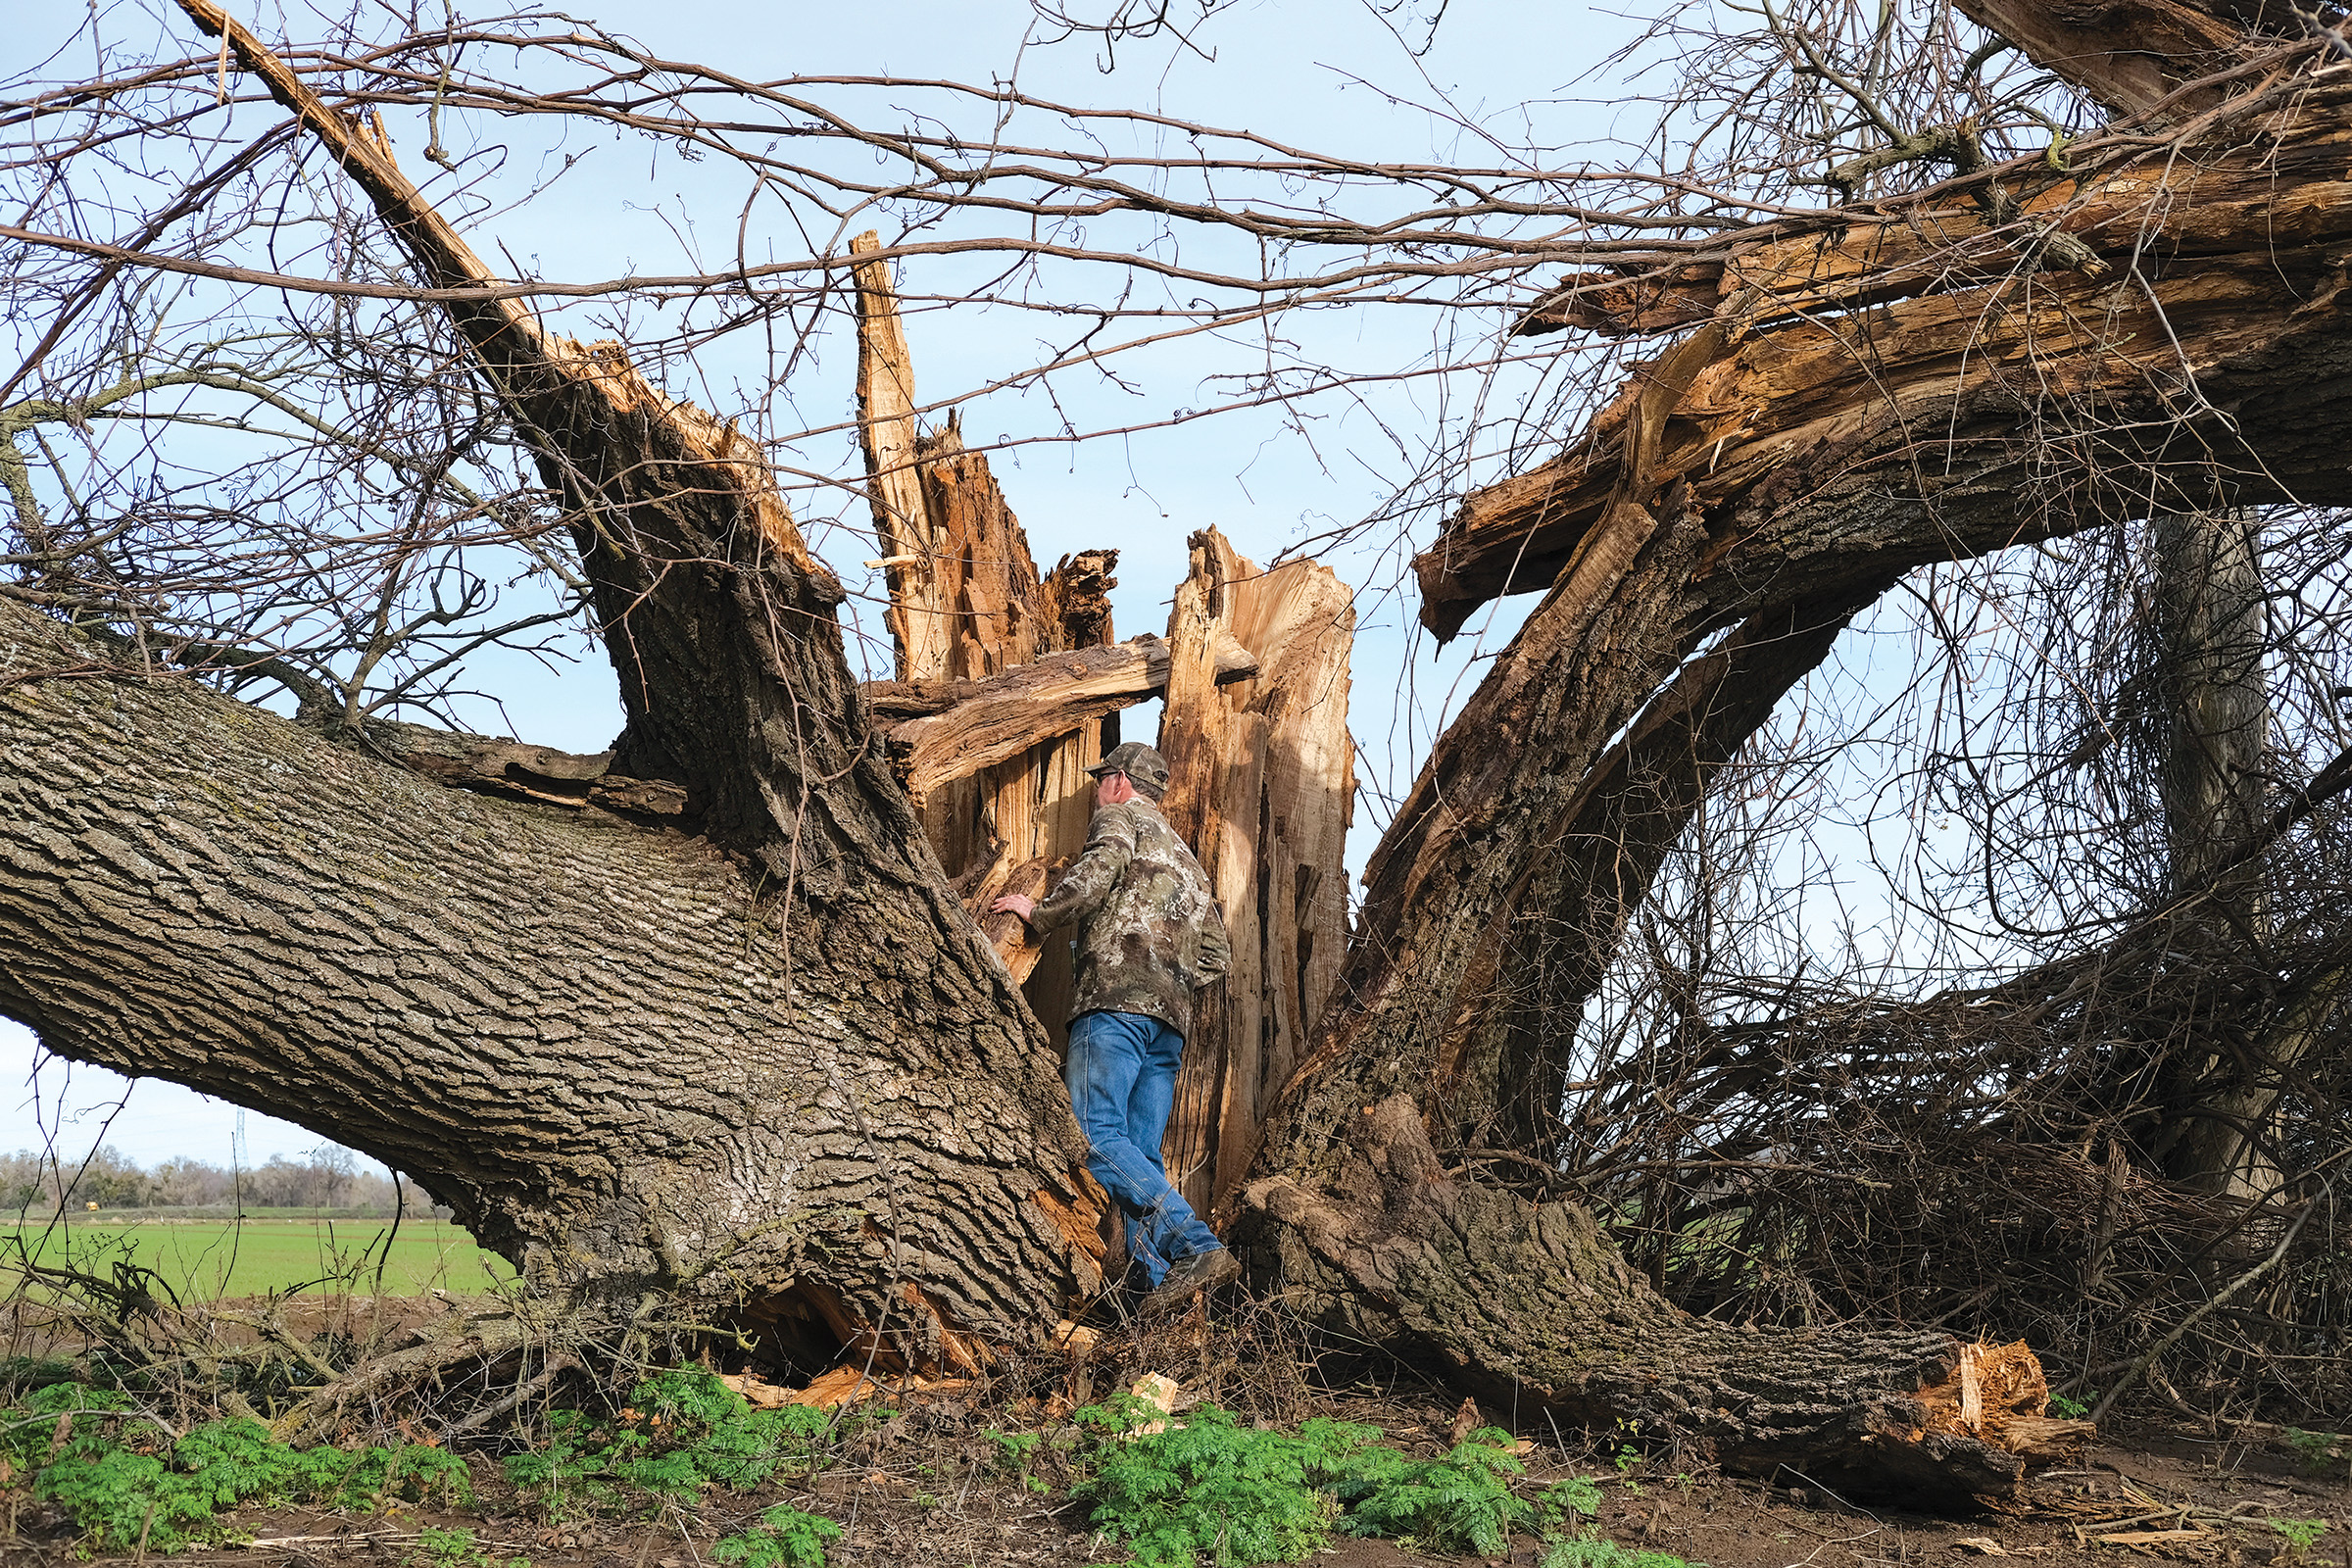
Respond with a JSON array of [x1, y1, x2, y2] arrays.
[[855, 257, 1358, 1222], [850, 234, 1118, 1018], [1157, 528, 1355, 1216], [1917, 1340, 2095, 1460]]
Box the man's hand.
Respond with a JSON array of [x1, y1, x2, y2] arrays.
[[991, 893, 1036, 922]]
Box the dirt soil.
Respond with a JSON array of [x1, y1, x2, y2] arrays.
[[4, 1398, 2344, 1568]]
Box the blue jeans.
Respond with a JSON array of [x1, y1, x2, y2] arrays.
[[1064, 1009, 1224, 1287]]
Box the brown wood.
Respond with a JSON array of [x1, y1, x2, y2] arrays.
[[846, 241, 1122, 1015], [852, 231, 949, 684], [1953, 0, 2261, 120], [1240, 1097, 2041, 1502], [1153, 534, 1356, 1219], [865, 636, 1258, 804]]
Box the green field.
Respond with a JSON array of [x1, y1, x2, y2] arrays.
[[2, 1216, 512, 1298]]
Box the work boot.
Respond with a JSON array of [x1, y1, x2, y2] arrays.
[[1139, 1245, 1240, 1315]]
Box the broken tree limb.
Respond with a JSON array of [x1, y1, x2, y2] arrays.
[[847, 245, 1145, 1021], [865, 634, 1258, 803], [1953, 0, 2266, 121], [348, 720, 687, 819], [1420, 72, 2352, 639], [853, 230, 948, 684], [1238, 1098, 2073, 1502]]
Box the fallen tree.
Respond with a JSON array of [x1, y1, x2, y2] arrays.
[[14, 0, 2351, 1499]]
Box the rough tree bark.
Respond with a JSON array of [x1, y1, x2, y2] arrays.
[[1232, 0, 2341, 1493], [12, 0, 2337, 1496]]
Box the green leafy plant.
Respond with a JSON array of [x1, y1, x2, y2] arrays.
[[2048, 1392, 2093, 1420], [2281, 1428, 2345, 1473], [986, 1427, 1052, 1493], [1544, 1533, 1706, 1568], [0, 1381, 470, 1554], [2270, 1518, 2329, 1557], [1330, 1427, 1592, 1556], [501, 1370, 833, 1518], [1073, 1400, 1358, 1567], [710, 1501, 844, 1568], [1071, 1396, 1595, 1568], [407, 1524, 531, 1567]]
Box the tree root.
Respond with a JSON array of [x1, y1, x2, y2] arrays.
[[1238, 1097, 2085, 1503]]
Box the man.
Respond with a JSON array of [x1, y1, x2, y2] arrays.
[[992, 740, 1240, 1311]]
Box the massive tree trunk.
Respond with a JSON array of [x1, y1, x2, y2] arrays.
[[1235, 0, 2348, 1491], [15, 0, 2348, 1496], [0, 598, 1102, 1366]]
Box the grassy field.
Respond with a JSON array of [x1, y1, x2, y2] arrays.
[[1, 1214, 512, 1298]]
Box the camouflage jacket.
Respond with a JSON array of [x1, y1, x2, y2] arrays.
[[1031, 798, 1229, 1035]]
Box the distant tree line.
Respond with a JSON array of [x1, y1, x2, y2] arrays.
[[2, 1145, 446, 1217]]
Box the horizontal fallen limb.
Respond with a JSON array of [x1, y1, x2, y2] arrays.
[[868, 633, 1256, 804]]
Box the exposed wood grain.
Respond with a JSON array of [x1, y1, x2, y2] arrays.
[[1155, 535, 1356, 1218], [852, 231, 948, 683]]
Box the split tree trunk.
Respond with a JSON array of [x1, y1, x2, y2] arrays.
[[1155, 529, 1356, 1217], [18, 0, 2339, 1496], [850, 237, 1120, 1021]]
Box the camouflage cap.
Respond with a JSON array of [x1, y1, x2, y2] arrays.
[[1088, 740, 1172, 796]]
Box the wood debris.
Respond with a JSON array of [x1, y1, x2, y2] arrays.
[[1917, 1340, 2095, 1459], [717, 1366, 973, 1410]]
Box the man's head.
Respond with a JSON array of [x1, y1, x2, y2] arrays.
[[1088, 741, 1171, 804]]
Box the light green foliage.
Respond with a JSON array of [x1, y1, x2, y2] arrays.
[[2282, 1428, 2345, 1473], [2048, 1393, 2093, 1420], [2270, 1518, 2329, 1556], [1543, 1532, 1707, 1568], [1073, 1401, 1362, 1568], [1072, 1396, 1601, 1568], [500, 1369, 833, 1517], [1330, 1426, 1593, 1556], [0, 1381, 470, 1553], [986, 1428, 1041, 1469], [710, 1501, 845, 1568], [986, 1428, 1051, 1492], [407, 1524, 530, 1567]]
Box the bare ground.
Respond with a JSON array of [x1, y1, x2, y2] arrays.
[[2, 1307, 2345, 1568]]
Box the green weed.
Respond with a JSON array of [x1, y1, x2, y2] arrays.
[[1071, 1396, 1600, 1568], [710, 1501, 844, 1568], [2270, 1518, 2328, 1557], [1, 1381, 470, 1554], [500, 1369, 833, 1519], [1331, 1427, 1595, 1555], [1544, 1532, 1707, 1568], [406, 1523, 530, 1567], [2281, 1428, 2345, 1474], [2048, 1393, 2093, 1420]]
